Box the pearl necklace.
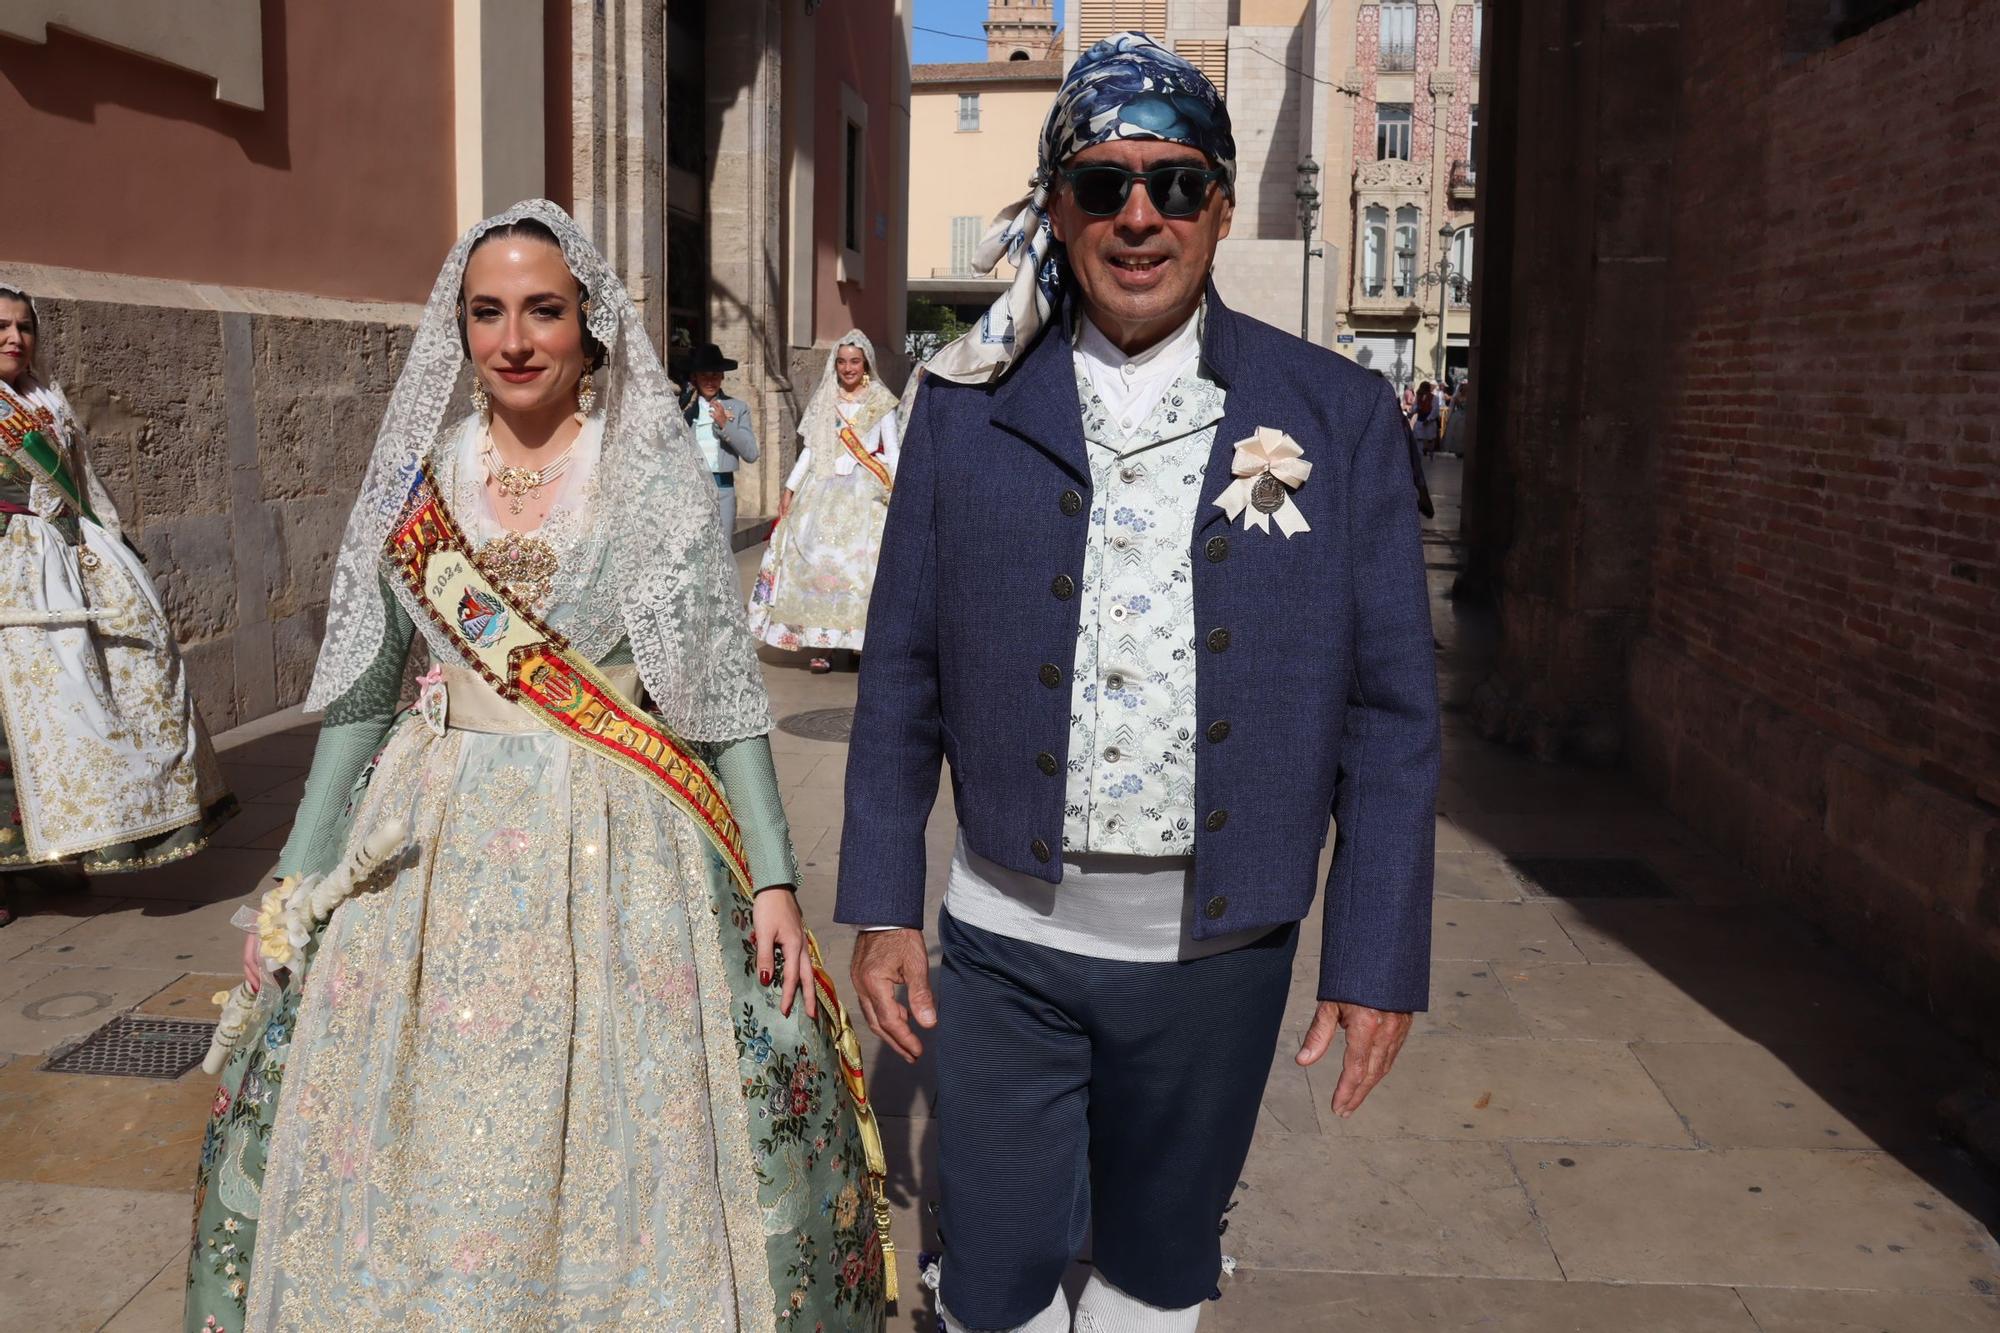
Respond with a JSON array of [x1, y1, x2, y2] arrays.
[[481, 429, 580, 516]]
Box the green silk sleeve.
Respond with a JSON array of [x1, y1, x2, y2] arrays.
[[273, 586, 417, 880], [713, 733, 800, 892]]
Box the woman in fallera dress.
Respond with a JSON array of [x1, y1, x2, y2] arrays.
[[0, 283, 232, 926], [746, 331, 900, 672], [183, 201, 889, 1332]]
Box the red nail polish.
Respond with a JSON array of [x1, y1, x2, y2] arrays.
[[760, 969, 771, 985]]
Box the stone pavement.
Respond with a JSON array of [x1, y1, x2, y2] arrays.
[[2, 461, 1997, 1330]]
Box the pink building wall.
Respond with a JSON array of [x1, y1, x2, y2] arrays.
[[0, 0, 455, 304], [810, 0, 898, 347]]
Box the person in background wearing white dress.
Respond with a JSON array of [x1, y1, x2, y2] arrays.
[[746, 330, 901, 673]]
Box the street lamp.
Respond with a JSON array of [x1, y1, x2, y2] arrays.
[[1294, 157, 1322, 341], [1415, 221, 1473, 383]]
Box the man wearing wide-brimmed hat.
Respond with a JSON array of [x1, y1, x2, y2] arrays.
[[837, 30, 1440, 1333], [681, 341, 759, 536]]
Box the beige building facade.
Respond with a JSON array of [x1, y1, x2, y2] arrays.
[[907, 58, 1062, 329]]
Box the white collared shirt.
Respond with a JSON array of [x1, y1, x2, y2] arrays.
[[1074, 308, 1202, 439]]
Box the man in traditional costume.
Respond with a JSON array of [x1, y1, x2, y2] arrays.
[[837, 35, 1439, 1332], [0, 283, 233, 924], [681, 342, 759, 538]]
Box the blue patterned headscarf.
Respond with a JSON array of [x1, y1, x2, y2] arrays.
[[922, 32, 1234, 386]]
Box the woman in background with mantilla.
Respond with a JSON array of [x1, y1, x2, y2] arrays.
[[747, 330, 900, 672], [0, 282, 233, 927], [182, 201, 889, 1332]]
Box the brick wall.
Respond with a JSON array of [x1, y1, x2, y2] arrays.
[[1468, 0, 2000, 1053], [1634, 0, 2000, 1042]]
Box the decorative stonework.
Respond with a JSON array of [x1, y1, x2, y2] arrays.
[[1414, 5, 1441, 163], [1353, 6, 1381, 166], [1355, 158, 1430, 194], [1448, 1, 1476, 167]]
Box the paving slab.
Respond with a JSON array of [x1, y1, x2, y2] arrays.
[[1209, 1269, 1761, 1332], [100, 1245, 193, 1332], [109, 846, 283, 903], [1432, 851, 1526, 901], [0, 1180, 190, 1330], [0, 964, 187, 1057], [0, 1057, 211, 1192], [1429, 899, 1588, 963], [1311, 1036, 1693, 1145], [1497, 962, 1748, 1043], [0, 889, 119, 961], [1232, 1131, 1563, 1279], [1515, 1143, 2000, 1290], [1734, 1285, 2000, 1332], [23, 894, 245, 974], [1634, 1040, 1959, 1152], [136, 971, 241, 1021], [1415, 960, 1533, 1038]]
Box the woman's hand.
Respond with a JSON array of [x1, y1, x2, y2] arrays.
[[777, 489, 795, 523], [752, 886, 818, 1021], [241, 930, 264, 995]]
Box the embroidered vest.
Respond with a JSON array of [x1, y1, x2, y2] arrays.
[[1059, 362, 1226, 857]]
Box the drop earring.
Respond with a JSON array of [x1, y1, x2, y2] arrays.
[[575, 369, 597, 419], [471, 378, 491, 421]]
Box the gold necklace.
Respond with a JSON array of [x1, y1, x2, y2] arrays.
[[482, 429, 580, 516]]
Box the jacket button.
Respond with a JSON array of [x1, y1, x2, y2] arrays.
[[1205, 535, 1229, 563], [1059, 489, 1082, 516], [1204, 895, 1228, 920], [1039, 663, 1062, 688], [1036, 751, 1059, 776], [1207, 720, 1231, 743], [1205, 809, 1228, 832], [1051, 574, 1075, 600], [1207, 627, 1231, 653], [1031, 838, 1052, 863]]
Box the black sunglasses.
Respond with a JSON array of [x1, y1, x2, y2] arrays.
[[1058, 163, 1227, 219]]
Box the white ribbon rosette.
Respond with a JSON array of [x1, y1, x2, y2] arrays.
[[1214, 427, 1312, 537]]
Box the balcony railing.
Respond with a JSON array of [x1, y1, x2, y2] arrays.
[[1378, 43, 1416, 71], [1450, 159, 1478, 198]]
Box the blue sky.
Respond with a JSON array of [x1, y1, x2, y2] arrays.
[[913, 0, 1065, 64]]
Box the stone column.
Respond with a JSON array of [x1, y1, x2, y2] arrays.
[[569, 0, 667, 349], [706, 0, 790, 524]]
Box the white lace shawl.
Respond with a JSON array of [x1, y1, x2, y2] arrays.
[[305, 199, 770, 742], [797, 329, 900, 453]]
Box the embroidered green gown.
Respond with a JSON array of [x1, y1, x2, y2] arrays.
[[184, 427, 888, 1331]]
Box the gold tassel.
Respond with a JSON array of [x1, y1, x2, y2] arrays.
[[806, 930, 899, 1304]]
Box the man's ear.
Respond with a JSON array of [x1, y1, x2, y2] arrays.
[[1216, 192, 1236, 243], [1047, 187, 1068, 245]]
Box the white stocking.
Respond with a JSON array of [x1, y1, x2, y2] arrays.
[[1072, 1270, 1202, 1333]]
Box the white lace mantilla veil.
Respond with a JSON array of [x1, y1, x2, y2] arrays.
[[305, 199, 771, 742], [796, 328, 900, 447], [0, 280, 127, 535]]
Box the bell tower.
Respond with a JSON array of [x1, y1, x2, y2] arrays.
[[984, 0, 1058, 62]]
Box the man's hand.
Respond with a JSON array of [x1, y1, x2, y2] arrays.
[[710, 399, 733, 427], [850, 928, 937, 1063], [1295, 1000, 1412, 1118]]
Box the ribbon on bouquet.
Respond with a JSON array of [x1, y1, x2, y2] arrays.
[[1214, 427, 1313, 537]]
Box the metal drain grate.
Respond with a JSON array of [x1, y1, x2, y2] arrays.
[[1507, 857, 1675, 901], [777, 707, 855, 743], [42, 1014, 215, 1079]]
